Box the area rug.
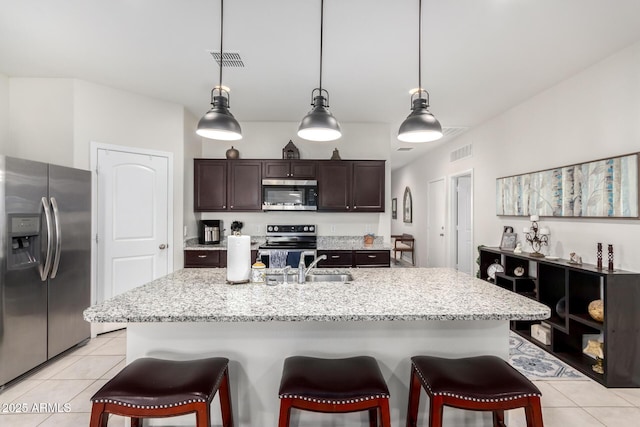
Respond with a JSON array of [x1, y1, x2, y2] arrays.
[[509, 332, 588, 380]]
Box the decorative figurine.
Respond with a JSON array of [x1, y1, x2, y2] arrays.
[[583, 340, 604, 374], [597, 243, 603, 270], [513, 242, 523, 254], [330, 148, 341, 160], [568, 252, 582, 265], [282, 140, 300, 159], [608, 244, 614, 271]]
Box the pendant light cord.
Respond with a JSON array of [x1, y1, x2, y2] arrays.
[[418, 0, 422, 99], [319, 0, 324, 92], [219, 0, 224, 92]]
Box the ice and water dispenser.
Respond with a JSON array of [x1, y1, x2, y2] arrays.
[[8, 214, 41, 269]]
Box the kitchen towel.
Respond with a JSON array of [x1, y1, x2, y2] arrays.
[[269, 250, 288, 268], [227, 235, 251, 283]]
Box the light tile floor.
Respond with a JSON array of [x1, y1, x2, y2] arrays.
[[2, 328, 640, 426]]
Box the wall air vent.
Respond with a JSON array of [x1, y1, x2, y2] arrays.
[[209, 51, 245, 67], [450, 144, 473, 162], [442, 127, 467, 138], [397, 147, 414, 151]]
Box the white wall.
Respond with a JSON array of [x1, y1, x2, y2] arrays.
[[200, 121, 392, 241], [8, 78, 75, 166], [0, 73, 9, 153], [393, 40, 640, 271], [72, 79, 186, 268], [183, 108, 201, 241]]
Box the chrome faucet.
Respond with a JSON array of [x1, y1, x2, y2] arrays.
[[282, 266, 291, 284], [298, 254, 327, 282]]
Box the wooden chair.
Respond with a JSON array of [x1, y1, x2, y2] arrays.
[[392, 234, 415, 265], [89, 357, 233, 427]]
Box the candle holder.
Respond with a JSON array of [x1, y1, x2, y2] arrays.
[[524, 216, 549, 258]]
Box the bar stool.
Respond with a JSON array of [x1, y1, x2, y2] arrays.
[[89, 357, 233, 427], [407, 355, 543, 427], [278, 355, 391, 427]]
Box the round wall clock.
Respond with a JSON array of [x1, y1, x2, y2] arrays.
[[487, 261, 504, 280], [514, 266, 525, 277]]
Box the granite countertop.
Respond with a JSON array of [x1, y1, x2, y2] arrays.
[[83, 268, 550, 323]]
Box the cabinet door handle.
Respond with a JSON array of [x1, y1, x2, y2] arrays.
[[368, 255, 377, 258], [230, 206, 234, 209], [198, 255, 207, 258], [223, 205, 226, 209], [354, 206, 357, 210], [331, 255, 340, 259]]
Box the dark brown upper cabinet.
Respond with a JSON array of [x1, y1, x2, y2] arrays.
[[317, 160, 385, 212], [194, 159, 227, 211], [262, 160, 317, 179], [194, 159, 262, 212]]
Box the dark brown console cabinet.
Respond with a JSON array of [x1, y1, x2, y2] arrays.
[[262, 160, 317, 179], [194, 159, 262, 212], [479, 246, 640, 387], [185, 250, 258, 268], [317, 160, 385, 212]]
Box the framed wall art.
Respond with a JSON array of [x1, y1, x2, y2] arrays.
[[496, 152, 639, 218], [403, 187, 413, 223], [392, 198, 397, 219]]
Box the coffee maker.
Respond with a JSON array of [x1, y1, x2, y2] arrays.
[[198, 220, 222, 244]]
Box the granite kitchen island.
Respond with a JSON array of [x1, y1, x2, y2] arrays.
[[84, 268, 549, 427]]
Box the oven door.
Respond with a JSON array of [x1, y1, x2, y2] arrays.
[[259, 249, 317, 268]]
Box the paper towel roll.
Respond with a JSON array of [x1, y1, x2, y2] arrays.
[[226, 235, 251, 283]]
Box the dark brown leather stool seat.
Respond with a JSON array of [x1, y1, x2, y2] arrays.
[[407, 355, 543, 427], [278, 356, 391, 427], [90, 357, 233, 427]]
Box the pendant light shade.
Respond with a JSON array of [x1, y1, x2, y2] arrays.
[[398, 0, 442, 143], [197, 91, 242, 141], [298, 0, 342, 142], [298, 91, 342, 142], [197, 0, 242, 141], [397, 95, 442, 143]]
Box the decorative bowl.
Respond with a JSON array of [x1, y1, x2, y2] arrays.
[[555, 297, 566, 319], [588, 299, 604, 322]]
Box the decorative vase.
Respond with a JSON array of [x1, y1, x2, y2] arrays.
[[555, 297, 566, 319], [225, 146, 239, 159], [588, 299, 604, 322]]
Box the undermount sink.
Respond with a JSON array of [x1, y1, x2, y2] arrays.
[[305, 273, 353, 283], [264, 272, 353, 284]]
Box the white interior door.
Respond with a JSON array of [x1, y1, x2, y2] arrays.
[[97, 149, 169, 303], [455, 175, 473, 274], [427, 178, 446, 267]]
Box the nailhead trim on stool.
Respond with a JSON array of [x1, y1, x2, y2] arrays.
[[89, 357, 234, 427], [406, 355, 544, 427], [278, 356, 391, 427]]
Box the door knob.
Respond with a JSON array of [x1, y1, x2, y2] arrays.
[[159, 244, 167, 250]]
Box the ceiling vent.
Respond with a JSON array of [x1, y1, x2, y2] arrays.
[[442, 127, 467, 138], [450, 144, 473, 162], [209, 51, 245, 67], [396, 147, 414, 151]]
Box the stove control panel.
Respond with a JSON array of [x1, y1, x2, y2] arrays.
[[266, 224, 316, 234]]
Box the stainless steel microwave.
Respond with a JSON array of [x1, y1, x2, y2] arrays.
[[262, 179, 318, 211]]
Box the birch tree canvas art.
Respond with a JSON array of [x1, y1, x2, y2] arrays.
[[496, 153, 638, 218]]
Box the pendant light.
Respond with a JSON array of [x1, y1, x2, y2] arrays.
[[297, 0, 342, 142], [398, 0, 442, 143], [196, 0, 242, 141]]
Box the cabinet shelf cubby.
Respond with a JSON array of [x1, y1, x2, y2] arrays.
[[479, 247, 640, 388]]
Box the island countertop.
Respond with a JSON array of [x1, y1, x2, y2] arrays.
[[84, 268, 549, 323]]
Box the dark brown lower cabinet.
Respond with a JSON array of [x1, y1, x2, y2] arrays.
[[184, 250, 258, 268], [479, 246, 640, 387], [318, 250, 390, 268]]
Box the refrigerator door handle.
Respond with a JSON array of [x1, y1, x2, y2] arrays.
[[50, 197, 62, 279], [40, 197, 54, 281]]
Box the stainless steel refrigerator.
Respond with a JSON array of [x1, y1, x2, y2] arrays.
[[0, 156, 91, 387]]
